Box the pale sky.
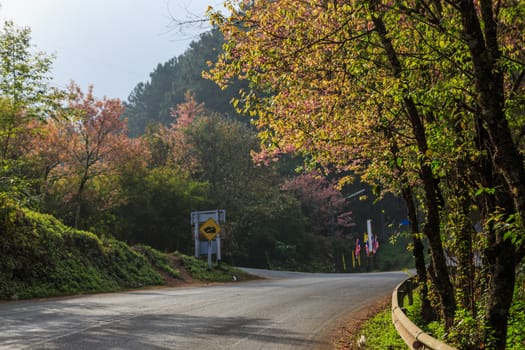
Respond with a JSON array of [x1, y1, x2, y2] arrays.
[[0, 0, 224, 101]]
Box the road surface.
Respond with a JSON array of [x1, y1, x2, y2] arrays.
[[0, 269, 407, 349]]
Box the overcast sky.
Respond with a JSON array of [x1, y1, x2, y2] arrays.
[[0, 0, 224, 101]]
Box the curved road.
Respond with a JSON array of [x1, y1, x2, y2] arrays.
[[0, 269, 407, 349]]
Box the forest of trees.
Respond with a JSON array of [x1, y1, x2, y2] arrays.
[[206, 0, 524, 349], [2, 0, 523, 348], [0, 18, 408, 283]]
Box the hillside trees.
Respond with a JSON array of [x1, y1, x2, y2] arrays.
[[281, 172, 355, 271], [148, 94, 314, 265], [207, 0, 524, 347], [281, 171, 353, 238], [124, 29, 246, 137], [113, 166, 209, 252], [0, 17, 362, 277], [0, 20, 58, 203], [32, 84, 142, 229], [0, 21, 56, 160]]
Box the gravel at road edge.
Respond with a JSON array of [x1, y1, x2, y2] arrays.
[[325, 294, 392, 350]]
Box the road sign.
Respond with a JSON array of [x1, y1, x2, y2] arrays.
[[199, 218, 221, 241], [191, 209, 226, 269]]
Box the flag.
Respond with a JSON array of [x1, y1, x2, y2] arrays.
[[355, 238, 361, 266], [373, 236, 379, 254], [364, 233, 370, 256]]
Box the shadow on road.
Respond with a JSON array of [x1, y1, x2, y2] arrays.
[[3, 309, 319, 349]]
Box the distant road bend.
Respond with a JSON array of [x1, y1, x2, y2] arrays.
[[0, 269, 407, 349]]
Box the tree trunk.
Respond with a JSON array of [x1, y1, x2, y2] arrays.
[[74, 174, 88, 229], [388, 131, 435, 323], [1, 118, 14, 160], [458, 0, 525, 237], [74, 200, 82, 229], [485, 238, 517, 349], [451, 161, 476, 314], [422, 180, 456, 329], [402, 183, 435, 323], [475, 117, 518, 349], [457, 2, 525, 347], [454, 200, 475, 313], [369, 3, 456, 327]]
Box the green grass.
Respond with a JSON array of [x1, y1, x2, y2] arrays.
[[0, 202, 165, 299], [134, 244, 181, 279], [356, 307, 407, 349], [351, 282, 525, 350], [0, 198, 253, 300], [177, 252, 256, 282]]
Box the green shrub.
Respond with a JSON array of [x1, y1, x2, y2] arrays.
[[405, 284, 525, 349], [0, 201, 163, 300], [507, 284, 525, 349], [134, 244, 181, 279]]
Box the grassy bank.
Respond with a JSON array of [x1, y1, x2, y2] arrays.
[[0, 197, 250, 300]]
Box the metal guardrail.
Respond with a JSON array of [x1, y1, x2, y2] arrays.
[[391, 278, 457, 350]]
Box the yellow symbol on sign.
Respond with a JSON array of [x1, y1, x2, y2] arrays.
[[199, 218, 221, 241]]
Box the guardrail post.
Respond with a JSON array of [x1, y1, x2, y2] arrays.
[[406, 279, 413, 306]]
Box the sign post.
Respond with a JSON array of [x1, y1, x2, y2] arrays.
[[190, 210, 225, 269]]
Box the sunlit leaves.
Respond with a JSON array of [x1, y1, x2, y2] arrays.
[[36, 83, 140, 228], [207, 1, 524, 343], [0, 21, 54, 106], [0, 21, 57, 161]]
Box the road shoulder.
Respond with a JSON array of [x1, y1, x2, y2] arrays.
[[322, 294, 391, 350]]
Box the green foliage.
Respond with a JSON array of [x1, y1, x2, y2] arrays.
[[0, 21, 55, 108], [0, 199, 163, 300], [0, 21, 57, 160], [405, 292, 446, 340], [507, 267, 525, 350], [177, 252, 253, 282], [225, 189, 313, 269], [0, 21, 59, 208], [407, 283, 525, 349], [134, 244, 181, 279], [124, 29, 246, 137], [0, 159, 38, 207], [447, 309, 485, 349], [375, 233, 414, 271], [0, 194, 263, 301], [114, 166, 209, 252], [358, 306, 406, 349], [182, 113, 260, 208]]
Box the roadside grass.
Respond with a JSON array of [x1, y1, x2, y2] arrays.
[[354, 306, 406, 350], [134, 244, 181, 279], [338, 279, 525, 350], [176, 252, 257, 282], [333, 296, 405, 350], [0, 197, 256, 300]]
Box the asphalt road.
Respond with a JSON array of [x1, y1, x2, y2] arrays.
[[0, 269, 407, 349]]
